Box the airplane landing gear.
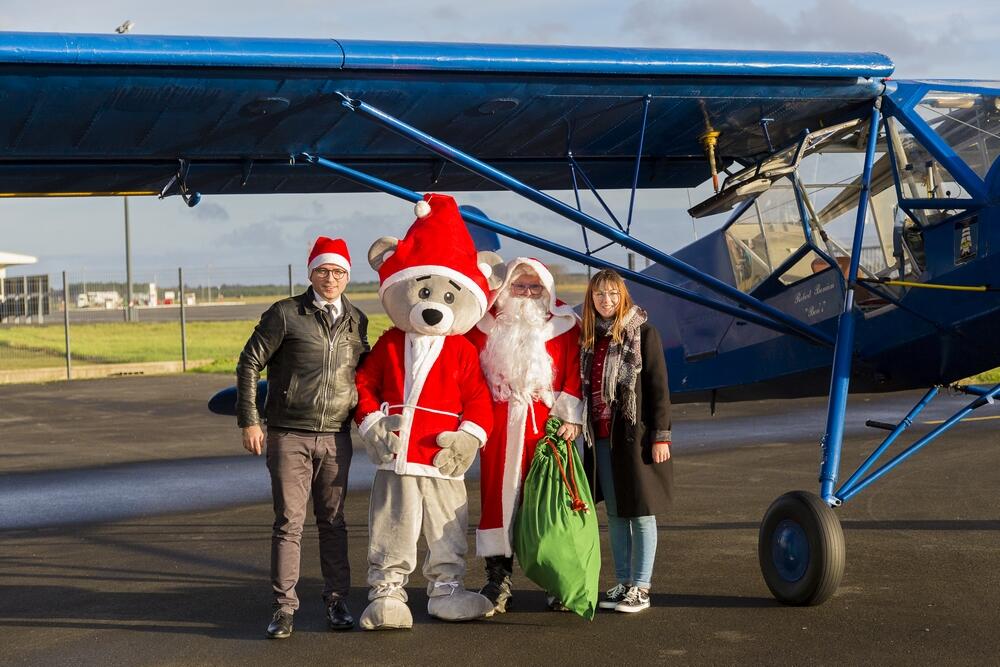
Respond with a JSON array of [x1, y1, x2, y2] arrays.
[[758, 490, 845, 605]]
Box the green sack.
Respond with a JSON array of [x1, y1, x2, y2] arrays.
[[513, 417, 600, 620]]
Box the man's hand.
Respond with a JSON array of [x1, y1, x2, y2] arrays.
[[363, 414, 404, 464], [433, 430, 480, 477], [242, 424, 264, 455], [652, 441, 671, 463], [556, 421, 582, 442]]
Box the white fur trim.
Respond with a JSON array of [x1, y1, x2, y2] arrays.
[[459, 421, 488, 447], [308, 252, 351, 273], [551, 392, 584, 426], [476, 527, 512, 558], [539, 313, 576, 341], [377, 460, 463, 480], [395, 333, 445, 475], [379, 265, 487, 315], [358, 410, 387, 437], [499, 399, 530, 555], [415, 200, 432, 218]]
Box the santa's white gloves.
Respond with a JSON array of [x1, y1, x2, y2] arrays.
[[363, 414, 403, 465], [433, 430, 479, 477]]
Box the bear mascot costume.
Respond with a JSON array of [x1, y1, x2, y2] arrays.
[[354, 193, 505, 630]]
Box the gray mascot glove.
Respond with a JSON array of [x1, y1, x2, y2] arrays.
[[433, 430, 480, 477], [363, 414, 404, 465]]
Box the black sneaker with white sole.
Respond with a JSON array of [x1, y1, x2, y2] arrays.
[[598, 583, 630, 610], [614, 586, 650, 613]]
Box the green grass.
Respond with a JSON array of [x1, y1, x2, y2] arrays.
[[0, 314, 393, 374], [966, 368, 1000, 385]]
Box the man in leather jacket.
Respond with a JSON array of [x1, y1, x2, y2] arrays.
[[237, 236, 369, 639]]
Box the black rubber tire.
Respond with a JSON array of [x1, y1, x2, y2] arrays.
[[758, 490, 845, 606]]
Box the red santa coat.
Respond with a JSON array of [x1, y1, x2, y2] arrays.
[[468, 310, 584, 557], [355, 327, 493, 479]]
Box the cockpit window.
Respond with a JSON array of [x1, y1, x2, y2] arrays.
[[916, 90, 1000, 181], [724, 184, 805, 292]]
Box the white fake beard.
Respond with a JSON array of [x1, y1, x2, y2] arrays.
[[481, 292, 554, 405]]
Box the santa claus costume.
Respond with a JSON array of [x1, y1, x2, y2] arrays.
[[467, 258, 585, 562]]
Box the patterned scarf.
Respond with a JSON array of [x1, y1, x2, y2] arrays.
[[587, 305, 646, 426]]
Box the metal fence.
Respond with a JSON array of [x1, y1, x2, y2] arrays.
[[0, 264, 346, 383]]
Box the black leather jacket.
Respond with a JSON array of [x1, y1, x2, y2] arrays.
[[236, 289, 369, 432]]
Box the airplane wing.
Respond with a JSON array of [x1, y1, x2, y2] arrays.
[[0, 32, 892, 197]]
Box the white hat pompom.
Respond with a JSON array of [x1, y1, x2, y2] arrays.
[[414, 200, 432, 218], [478, 262, 492, 279]]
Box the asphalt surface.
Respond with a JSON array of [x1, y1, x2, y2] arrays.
[[2, 375, 999, 665]]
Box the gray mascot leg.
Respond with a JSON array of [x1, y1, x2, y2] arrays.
[[420, 477, 494, 621], [360, 470, 417, 630]]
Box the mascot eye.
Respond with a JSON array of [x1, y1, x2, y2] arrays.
[[418, 287, 431, 299], [444, 292, 455, 304]]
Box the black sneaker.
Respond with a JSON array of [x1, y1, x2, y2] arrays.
[[266, 610, 294, 639], [614, 586, 650, 613], [598, 583, 630, 610], [480, 558, 513, 616]]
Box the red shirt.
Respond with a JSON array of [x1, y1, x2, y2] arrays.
[[590, 335, 612, 438]]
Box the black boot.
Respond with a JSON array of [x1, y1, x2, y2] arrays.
[[479, 556, 513, 616]]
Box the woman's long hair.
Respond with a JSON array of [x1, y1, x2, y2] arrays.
[[581, 269, 635, 351]]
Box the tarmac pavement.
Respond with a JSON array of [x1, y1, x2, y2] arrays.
[[1, 375, 999, 665]]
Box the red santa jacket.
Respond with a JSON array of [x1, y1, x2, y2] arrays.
[[466, 309, 584, 556], [355, 327, 493, 479]]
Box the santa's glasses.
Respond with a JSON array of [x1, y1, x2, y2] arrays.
[[312, 267, 348, 280], [510, 282, 544, 295]]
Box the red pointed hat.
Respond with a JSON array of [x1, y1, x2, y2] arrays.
[[378, 193, 490, 315], [308, 237, 351, 274]]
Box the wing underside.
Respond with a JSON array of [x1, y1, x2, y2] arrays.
[[0, 33, 893, 196]]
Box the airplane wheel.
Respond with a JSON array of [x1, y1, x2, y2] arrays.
[[758, 490, 844, 606]]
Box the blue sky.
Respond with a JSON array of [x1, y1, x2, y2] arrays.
[[1, 0, 997, 284]]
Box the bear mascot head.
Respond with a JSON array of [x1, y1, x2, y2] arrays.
[[369, 194, 505, 336]]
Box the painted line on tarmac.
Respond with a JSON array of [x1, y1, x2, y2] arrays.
[[923, 414, 1000, 425]]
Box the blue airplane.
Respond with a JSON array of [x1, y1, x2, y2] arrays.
[[1, 31, 997, 606]]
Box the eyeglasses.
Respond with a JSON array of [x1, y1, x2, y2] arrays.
[[313, 267, 348, 280], [510, 282, 544, 295], [594, 291, 621, 302]]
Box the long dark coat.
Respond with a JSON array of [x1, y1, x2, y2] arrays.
[[583, 322, 673, 517]]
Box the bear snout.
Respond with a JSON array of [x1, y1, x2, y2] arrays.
[[422, 309, 444, 326]]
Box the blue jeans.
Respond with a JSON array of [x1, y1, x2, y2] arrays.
[[596, 437, 657, 589]]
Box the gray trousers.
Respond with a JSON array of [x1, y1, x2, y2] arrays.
[[266, 428, 352, 612], [368, 469, 470, 599]]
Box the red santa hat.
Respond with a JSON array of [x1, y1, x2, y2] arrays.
[[377, 193, 491, 316], [307, 236, 351, 275], [500, 257, 577, 319]]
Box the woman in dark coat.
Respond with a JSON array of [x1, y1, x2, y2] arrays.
[[581, 268, 672, 614]]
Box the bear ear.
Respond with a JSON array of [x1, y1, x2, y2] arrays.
[[368, 237, 399, 271], [477, 251, 507, 290]]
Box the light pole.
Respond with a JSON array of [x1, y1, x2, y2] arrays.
[[116, 19, 136, 322], [124, 196, 134, 322]]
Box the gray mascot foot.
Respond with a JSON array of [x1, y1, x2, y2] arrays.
[[427, 588, 495, 622], [359, 597, 413, 630]]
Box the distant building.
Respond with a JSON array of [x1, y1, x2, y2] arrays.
[[0, 251, 37, 290], [0, 251, 44, 322]]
